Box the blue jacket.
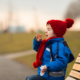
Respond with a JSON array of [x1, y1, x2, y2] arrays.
[[33, 37, 75, 80]]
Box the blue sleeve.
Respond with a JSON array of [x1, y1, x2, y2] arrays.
[[33, 37, 42, 52], [46, 43, 69, 72]]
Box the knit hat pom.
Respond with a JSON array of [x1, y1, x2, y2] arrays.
[[65, 18, 74, 28]]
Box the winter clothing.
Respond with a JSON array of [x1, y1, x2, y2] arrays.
[[33, 37, 75, 80], [26, 18, 75, 80], [47, 18, 74, 37], [33, 36, 63, 68]]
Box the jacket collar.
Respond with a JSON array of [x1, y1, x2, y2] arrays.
[[47, 38, 64, 44]]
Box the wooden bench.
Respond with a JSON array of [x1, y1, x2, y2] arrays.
[[65, 53, 80, 80]]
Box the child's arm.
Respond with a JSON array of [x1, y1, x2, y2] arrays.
[[33, 34, 42, 52], [46, 43, 69, 72]]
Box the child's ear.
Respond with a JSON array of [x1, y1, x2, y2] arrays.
[[53, 32, 56, 37], [53, 32, 55, 34]]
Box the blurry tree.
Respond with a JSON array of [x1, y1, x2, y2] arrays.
[[7, 0, 13, 42], [32, 7, 40, 32], [0, 21, 2, 33], [64, 0, 80, 20], [7, 0, 13, 27]]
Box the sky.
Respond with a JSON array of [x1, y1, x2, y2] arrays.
[[0, 0, 78, 32], [0, 0, 76, 15]]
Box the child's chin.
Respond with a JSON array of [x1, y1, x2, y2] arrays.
[[46, 36, 52, 39], [46, 36, 48, 39], [46, 36, 53, 39], [46, 37, 49, 39]]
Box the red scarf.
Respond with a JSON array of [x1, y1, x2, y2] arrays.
[[33, 37, 63, 68]]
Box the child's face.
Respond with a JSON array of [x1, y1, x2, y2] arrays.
[[46, 24, 56, 39]]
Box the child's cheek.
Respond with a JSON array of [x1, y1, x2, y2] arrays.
[[49, 31, 52, 35]]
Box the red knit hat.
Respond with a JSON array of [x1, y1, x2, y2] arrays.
[[46, 18, 74, 37]]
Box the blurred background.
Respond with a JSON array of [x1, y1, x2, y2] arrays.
[[0, 0, 80, 33], [0, 0, 80, 80]]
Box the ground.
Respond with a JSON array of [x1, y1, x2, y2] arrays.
[[0, 50, 37, 80]]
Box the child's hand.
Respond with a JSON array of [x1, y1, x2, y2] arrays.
[[36, 34, 42, 42], [41, 65, 47, 73]]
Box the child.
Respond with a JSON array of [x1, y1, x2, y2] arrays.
[[25, 18, 75, 80]]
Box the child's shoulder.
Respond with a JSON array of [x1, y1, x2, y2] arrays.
[[51, 41, 64, 47]]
